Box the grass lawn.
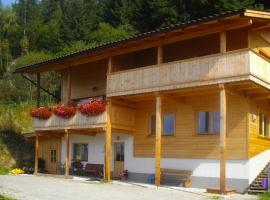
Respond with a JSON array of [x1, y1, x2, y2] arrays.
[[259, 192, 270, 200], [0, 195, 15, 200]]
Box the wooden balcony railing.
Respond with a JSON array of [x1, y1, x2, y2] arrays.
[[106, 49, 270, 97], [34, 112, 107, 131]]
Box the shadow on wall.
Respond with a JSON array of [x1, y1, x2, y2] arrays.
[[0, 131, 34, 169]]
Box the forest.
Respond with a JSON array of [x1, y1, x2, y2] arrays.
[[0, 0, 269, 134]]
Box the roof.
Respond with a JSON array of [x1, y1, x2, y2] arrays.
[[14, 8, 270, 73]]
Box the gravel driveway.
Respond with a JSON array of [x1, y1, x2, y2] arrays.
[[0, 175, 257, 200]]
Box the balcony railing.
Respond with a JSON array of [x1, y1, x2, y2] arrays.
[[106, 49, 270, 97], [34, 111, 107, 131]]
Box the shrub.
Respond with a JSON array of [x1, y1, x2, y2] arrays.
[[0, 166, 9, 175], [11, 168, 24, 174]]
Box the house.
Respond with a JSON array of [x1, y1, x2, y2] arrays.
[[16, 9, 270, 194]]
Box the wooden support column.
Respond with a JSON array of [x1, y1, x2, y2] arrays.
[[220, 31, 226, 53], [36, 73, 40, 107], [155, 96, 162, 186], [65, 129, 70, 177], [67, 68, 71, 103], [34, 132, 39, 174], [219, 84, 227, 194], [157, 45, 163, 64], [107, 56, 113, 74], [105, 99, 112, 181]]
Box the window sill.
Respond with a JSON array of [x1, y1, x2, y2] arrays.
[[258, 136, 270, 141], [197, 132, 219, 136], [147, 134, 175, 138]]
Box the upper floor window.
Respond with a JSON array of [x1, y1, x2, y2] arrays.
[[73, 143, 88, 161], [150, 113, 175, 136], [259, 113, 270, 137], [197, 111, 220, 135]]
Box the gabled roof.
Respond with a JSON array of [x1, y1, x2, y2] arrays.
[[15, 8, 270, 74]]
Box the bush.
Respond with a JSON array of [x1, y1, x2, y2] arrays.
[[0, 166, 9, 175], [259, 192, 270, 200]]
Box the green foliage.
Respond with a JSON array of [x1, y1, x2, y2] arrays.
[[0, 195, 15, 200], [0, 166, 9, 175], [259, 192, 270, 200]]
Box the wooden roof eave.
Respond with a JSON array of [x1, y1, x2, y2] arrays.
[[16, 9, 270, 74]]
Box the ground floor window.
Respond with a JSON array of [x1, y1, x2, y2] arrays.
[[197, 111, 220, 134], [73, 143, 88, 161], [259, 112, 270, 137], [50, 149, 57, 163], [150, 113, 175, 136]]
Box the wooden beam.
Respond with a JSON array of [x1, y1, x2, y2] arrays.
[[157, 45, 163, 65], [105, 100, 112, 181], [220, 31, 226, 53], [219, 84, 227, 194], [66, 68, 71, 103], [36, 73, 40, 107], [155, 95, 162, 186], [107, 57, 113, 74], [65, 129, 70, 177], [34, 132, 39, 174]]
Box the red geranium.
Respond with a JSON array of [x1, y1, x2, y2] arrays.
[[29, 107, 51, 120], [53, 104, 77, 119], [78, 99, 106, 116]]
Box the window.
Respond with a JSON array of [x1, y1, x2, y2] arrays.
[[163, 114, 175, 135], [150, 113, 175, 136], [50, 149, 56, 163], [198, 111, 220, 134], [260, 113, 270, 137], [73, 144, 88, 161], [115, 143, 124, 161]]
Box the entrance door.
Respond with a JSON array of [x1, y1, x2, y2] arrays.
[[114, 142, 124, 177], [40, 137, 61, 174]]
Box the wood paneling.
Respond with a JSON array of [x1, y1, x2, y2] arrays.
[[107, 50, 255, 97], [61, 59, 107, 100], [39, 136, 61, 174], [249, 29, 270, 58], [248, 101, 270, 158], [133, 93, 248, 159]]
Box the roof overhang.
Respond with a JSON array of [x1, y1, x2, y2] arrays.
[[14, 9, 270, 74]]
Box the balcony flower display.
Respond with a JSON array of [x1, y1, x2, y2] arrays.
[[29, 107, 51, 120], [78, 99, 106, 116], [53, 103, 77, 119]]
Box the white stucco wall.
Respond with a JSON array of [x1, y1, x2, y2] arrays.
[[60, 133, 269, 181]]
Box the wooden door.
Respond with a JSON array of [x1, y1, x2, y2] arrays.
[[114, 142, 125, 177], [40, 137, 61, 174]]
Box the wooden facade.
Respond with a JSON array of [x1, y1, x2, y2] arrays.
[[17, 9, 270, 193]]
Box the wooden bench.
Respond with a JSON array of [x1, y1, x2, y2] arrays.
[[161, 168, 192, 187], [84, 164, 104, 177]]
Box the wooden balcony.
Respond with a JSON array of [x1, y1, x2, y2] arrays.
[[107, 49, 270, 97], [34, 103, 135, 132], [34, 112, 107, 131]]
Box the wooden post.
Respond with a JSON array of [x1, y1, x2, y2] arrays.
[[34, 132, 39, 174], [37, 73, 40, 107], [220, 31, 226, 53], [67, 68, 71, 103], [65, 129, 70, 177], [219, 84, 227, 194], [107, 57, 113, 74], [155, 96, 162, 186], [157, 45, 163, 64], [105, 100, 112, 181]]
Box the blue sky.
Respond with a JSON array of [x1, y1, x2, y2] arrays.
[[2, 0, 14, 6]]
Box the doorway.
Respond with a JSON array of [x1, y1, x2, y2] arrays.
[[114, 142, 125, 177]]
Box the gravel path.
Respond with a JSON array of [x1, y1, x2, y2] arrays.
[[0, 175, 258, 200]]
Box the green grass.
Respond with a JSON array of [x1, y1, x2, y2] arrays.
[[259, 192, 270, 200], [0, 195, 15, 200], [209, 196, 224, 200]]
